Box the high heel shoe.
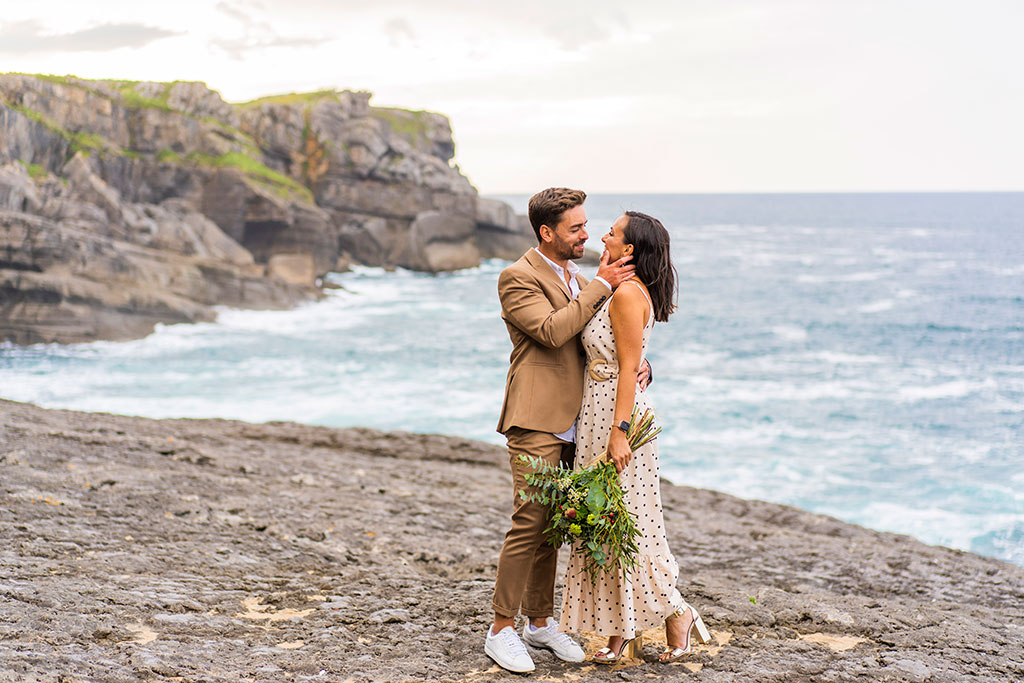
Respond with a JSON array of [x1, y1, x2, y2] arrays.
[[658, 603, 711, 662], [593, 634, 642, 664]]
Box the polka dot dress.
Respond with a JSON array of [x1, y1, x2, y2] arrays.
[[559, 282, 685, 639]]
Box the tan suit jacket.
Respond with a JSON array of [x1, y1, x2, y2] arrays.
[[496, 249, 610, 435]]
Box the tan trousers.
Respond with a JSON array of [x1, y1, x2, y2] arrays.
[[492, 427, 576, 619]]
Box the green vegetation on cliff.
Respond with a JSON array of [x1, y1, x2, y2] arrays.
[[1, 75, 448, 205], [192, 151, 313, 202], [371, 107, 432, 147], [154, 148, 313, 202], [236, 90, 341, 108], [116, 83, 173, 112], [17, 160, 48, 180], [6, 103, 108, 155]]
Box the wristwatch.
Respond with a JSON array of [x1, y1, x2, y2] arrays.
[[615, 420, 630, 433]]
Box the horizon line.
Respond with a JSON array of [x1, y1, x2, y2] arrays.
[[482, 189, 1024, 196]]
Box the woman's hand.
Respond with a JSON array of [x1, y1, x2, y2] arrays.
[[608, 429, 632, 473]]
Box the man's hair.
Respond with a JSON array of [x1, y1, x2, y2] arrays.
[[527, 188, 587, 241]]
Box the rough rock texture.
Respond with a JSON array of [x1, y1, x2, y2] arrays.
[[2, 398, 1022, 682], [0, 75, 535, 344]]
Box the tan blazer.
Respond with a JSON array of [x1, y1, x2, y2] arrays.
[[496, 249, 610, 435]]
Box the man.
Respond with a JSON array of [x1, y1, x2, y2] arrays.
[[485, 187, 644, 672]]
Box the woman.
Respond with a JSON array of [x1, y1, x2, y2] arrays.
[[558, 211, 711, 663]]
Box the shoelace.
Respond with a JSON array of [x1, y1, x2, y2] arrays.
[[498, 629, 528, 656]]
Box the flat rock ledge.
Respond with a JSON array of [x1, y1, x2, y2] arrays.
[[1, 398, 1022, 682]]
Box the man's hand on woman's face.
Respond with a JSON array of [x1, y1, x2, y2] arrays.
[[596, 250, 635, 289]]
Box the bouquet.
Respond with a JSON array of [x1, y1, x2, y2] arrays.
[[518, 407, 662, 583]]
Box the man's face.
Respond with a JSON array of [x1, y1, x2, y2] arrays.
[[545, 205, 589, 260]]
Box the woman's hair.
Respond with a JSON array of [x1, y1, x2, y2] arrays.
[[623, 211, 677, 322]]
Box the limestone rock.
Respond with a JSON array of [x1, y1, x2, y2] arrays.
[[408, 210, 480, 272], [474, 196, 535, 261], [0, 74, 530, 344], [267, 253, 315, 286], [0, 163, 42, 212], [0, 161, 309, 344], [1, 398, 1022, 681]]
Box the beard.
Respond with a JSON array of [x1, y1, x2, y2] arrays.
[[553, 237, 587, 261]]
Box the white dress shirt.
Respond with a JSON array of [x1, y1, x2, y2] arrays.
[[533, 248, 611, 442]]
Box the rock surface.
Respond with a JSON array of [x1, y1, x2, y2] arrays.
[[0, 75, 535, 344], [1, 398, 1022, 682]]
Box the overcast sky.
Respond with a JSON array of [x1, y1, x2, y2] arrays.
[[2, 1, 1021, 193]]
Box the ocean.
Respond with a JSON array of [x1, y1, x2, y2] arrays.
[[2, 193, 1022, 566]]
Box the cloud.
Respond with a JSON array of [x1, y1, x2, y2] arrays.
[[211, 35, 330, 59], [382, 17, 417, 48], [213, 1, 330, 59], [0, 19, 180, 54], [216, 2, 254, 26], [542, 14, 612, 51]]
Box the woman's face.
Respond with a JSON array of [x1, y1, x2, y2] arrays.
[[601, 215, 633, 261]]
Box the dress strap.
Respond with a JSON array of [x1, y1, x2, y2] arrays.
[[621, 279, 654, 326]]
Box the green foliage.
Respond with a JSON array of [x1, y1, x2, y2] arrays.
[[5, 75, 314, 202], [201, 117, 262, 157], [372, 107, 431, 143], [182, 151, 312, 202], [29, 73, 78, 86], [17, 160, 48, 180], [117, 84, 172, 112], [8, 104, 107, 156], [517, 407, 662, 583], [215, 152, 311, 200], [156, 148, 182, 163], [520, 455, 642, 583], [236, 90, 340, 108], [69, 132, 105, 155]]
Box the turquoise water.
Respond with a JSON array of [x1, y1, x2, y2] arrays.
[[2, 193, 1022, 566]]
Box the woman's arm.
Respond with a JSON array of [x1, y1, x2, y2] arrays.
[[607, 283, 650, 473]]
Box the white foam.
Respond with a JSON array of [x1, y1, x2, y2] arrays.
[[684, 376, 858, 402], [858, 299, 895, 313], [858, 501, 1024, 554], [898, 380, 992, 401], [806, 351, 886, 365], [797, 271, 886, 283], [980, 263, 1024, 276], [660, 348, 728, 371], [772, 325, 808, 341]]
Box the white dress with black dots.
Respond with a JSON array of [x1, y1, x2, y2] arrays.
[[559, 281, 685, 639]]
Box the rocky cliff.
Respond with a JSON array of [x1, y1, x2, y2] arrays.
[[0, 75, 534, 344], [2, 398, 1022, 681]]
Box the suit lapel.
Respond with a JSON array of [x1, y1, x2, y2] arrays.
[[524, 249, 571, 301]]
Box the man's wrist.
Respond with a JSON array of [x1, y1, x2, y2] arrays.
[[594, 276, 612, 290]]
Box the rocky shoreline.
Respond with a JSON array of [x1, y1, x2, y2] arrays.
[[1, 398, 1022, 682], [0, 75, 536, 345]]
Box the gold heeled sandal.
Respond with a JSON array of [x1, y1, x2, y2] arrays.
[[593, 634, 642, 664], [659, 604, 711, 662]]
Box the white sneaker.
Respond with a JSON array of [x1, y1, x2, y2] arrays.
[[522, 618, 586, 663], [485, 625, 536, 673]]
